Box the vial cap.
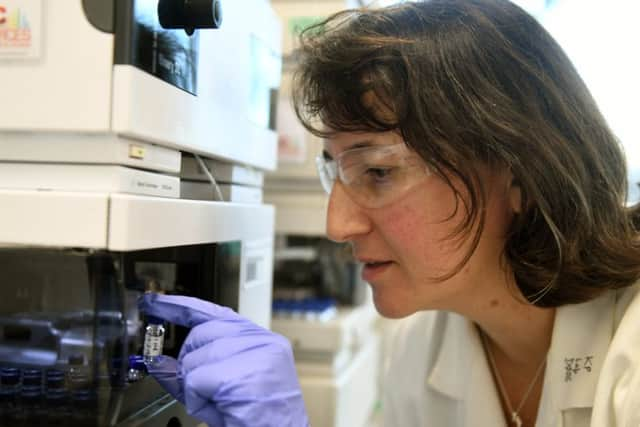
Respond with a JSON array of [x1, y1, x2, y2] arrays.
[[46, 369, 65, 378], [46, 375, 65, 389], [128, 355, 144, 368], [146, 315, 164, 325], [23, 369, 43, 386], [1, 367, 20, 375], [1, 368, 20, 385], [133, 360, 147, 371], [21, 385, 43, 398]]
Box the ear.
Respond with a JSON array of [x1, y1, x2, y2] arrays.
[[508, 178, 523, 214]]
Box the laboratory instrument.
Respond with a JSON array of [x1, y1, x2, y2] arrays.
[[0, 0, 282, 425]]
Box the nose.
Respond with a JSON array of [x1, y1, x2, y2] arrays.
[[326, 181, 372, 243]]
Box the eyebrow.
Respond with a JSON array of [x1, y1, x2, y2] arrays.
[[322, 140, 376, 160]]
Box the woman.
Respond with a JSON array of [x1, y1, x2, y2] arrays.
[[140, 1, 640, 426]]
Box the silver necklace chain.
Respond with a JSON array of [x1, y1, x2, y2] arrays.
[[480, 331, 547, 427]]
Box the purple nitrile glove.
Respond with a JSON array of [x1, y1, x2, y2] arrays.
[[138, 293, 309, 427]]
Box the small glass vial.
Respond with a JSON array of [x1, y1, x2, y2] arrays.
[[1, 367, 21, 424], [46, 369, 65, 391], [70, 389, 96, 426], [21, 384, 44, 426], [22, 368, 43, 388], [0, 367, 21, 392], [45, 368, 69, 425], [143, 316, 165, 364], [45, 388, 69, 427], [127, 355, 146, 382]]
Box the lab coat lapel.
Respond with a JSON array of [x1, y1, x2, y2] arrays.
[[536, 291, 616, 426], [426, 312, 506, 427], [422, 292, 616, 427]]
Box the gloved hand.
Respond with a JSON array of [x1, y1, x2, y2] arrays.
[[138, 293, 309, 427]]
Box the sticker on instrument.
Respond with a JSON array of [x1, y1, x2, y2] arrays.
[[0, 0, 42, 60]]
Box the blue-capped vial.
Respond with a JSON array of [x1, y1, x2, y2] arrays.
[[21, 384, 45, 425], [1, 367, 20, 385], [127, 355, 146, 382], [1, 368, 22, 425], [288, 300, 303, 319], [1, 367, 21, 400], [70, 389, 96, 425], [23, 368, 43, 387], [143, 316, 165, 364], [46, 386, 68, 404], [46, 369, 66, 390], [45, 387, 70, 426], [0, 367, 21, 396], [21, 384, 43, 403]]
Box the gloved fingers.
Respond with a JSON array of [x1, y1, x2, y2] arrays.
[[138, 293, 239, 328], [178, 319, 268, 358], [144, 355, 184, 402], [181, 353, 289, 427], [186, 400, 225, 427], [184, 358, 308, 427], [183, 364, 226, 419], [179, 331, 271, 375], [183, 349, 297, 403]]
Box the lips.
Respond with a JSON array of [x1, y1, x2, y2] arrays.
[[361, 260, 393, 282], [363, 261, 390, 267], [356, 255, 389, 264]]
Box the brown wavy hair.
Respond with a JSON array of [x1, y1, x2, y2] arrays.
[[291, 0, 640, 306]]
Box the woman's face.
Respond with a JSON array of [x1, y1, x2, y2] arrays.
[[323, 131, 517, 318]]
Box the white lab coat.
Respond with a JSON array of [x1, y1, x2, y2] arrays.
[[382, 283, 640, 426]]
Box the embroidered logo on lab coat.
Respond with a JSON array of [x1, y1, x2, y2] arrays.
[[564, 356, 594, 382]]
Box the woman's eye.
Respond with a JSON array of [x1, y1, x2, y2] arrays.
[[365, 167, 393, 181]]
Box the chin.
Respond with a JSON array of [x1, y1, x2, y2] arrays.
[[372, 294, 415, 319]]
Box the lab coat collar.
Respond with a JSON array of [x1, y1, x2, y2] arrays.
[[426, 311, 506, 425], [425, 291, 616, 411], [426, 311, 484, 400], [542, 291, 615, 411]]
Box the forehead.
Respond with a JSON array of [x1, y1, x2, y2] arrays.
[[323, 131, 404, 156]]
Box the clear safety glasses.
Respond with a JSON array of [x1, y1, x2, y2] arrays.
[[315, 143, 431, 209]]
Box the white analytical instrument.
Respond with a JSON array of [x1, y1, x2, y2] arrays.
[[0, 1, 281, 425]]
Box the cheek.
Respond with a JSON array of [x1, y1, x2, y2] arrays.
[[379, 183, 466, 268]]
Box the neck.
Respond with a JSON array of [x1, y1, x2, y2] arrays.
[[467, 281, 555, 427], [486, 302, 553, 367], [455, 276, 555, 367]]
